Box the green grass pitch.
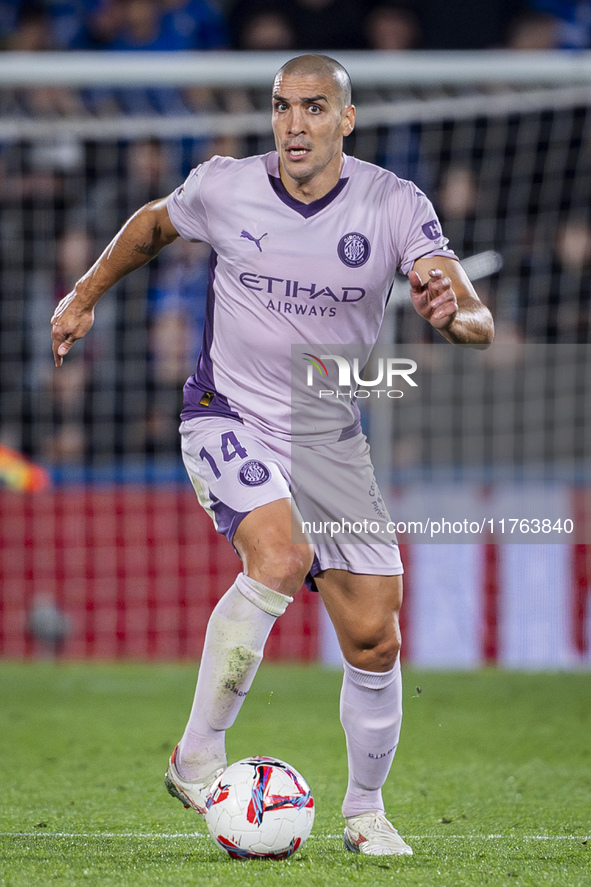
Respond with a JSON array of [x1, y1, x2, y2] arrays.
[[0, 662, 589, 886]]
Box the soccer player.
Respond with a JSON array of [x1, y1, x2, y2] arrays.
[[51, 54, 493, 856]]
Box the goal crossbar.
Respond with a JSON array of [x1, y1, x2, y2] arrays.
[[0, 50, 590, 88]]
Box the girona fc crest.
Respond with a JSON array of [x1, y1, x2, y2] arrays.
[[238, 460, 271, 486], [337, 232, 371, 267]]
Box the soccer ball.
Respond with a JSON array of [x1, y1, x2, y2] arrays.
[[204, 756, 315, 859]]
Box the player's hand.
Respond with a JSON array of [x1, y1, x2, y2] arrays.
[[409, 267, 458, 330], [51, 291, 95, 367]]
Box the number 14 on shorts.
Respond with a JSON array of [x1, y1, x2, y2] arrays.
[[199, 431, 248, 479]]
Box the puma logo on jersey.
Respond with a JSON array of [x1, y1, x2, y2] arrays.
[[241, 230, 268, 252]]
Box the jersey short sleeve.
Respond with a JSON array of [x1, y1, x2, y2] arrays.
[[393, 179, 454, 275], [166, 162, 211, 243]]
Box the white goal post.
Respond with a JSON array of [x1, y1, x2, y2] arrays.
[[1, 49, 591, 86]]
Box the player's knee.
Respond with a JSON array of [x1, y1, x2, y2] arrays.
[[248, 542, 314, 595], [273, 544, 314, 586], [370, 636, 401, 672], [348, 629, 401, 672]]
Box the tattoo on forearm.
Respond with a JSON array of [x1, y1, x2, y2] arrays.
[[134, 242, 156, 257]]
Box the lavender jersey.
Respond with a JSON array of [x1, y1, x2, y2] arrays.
[[166, 151, 455, 440]]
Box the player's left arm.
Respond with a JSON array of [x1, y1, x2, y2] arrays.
[[409, 255, 494, 345]]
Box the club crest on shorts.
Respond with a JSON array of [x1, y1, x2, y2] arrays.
[[238, 460, 271, 486], [337, 232, 371, 267]]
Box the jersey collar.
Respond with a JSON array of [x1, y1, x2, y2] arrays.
[[267, 152, 350, 219]]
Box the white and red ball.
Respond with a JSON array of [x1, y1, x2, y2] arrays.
[[204, 757, 314, 859]]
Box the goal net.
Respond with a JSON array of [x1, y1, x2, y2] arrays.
[[0, 50, 590, 665]]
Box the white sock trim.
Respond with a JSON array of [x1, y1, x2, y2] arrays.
[[342, 657, 398, 690], [235, 572, 293, 617]]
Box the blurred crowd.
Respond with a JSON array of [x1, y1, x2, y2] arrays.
[[0, 0, 590, 53]]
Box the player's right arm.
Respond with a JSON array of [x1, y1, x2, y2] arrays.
[[51, 197, 179, 367]]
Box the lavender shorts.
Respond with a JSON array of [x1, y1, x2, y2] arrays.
[[180, 416, 403, 585]]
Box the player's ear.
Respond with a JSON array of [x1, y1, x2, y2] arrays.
[[341, 105, 356, 137]]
